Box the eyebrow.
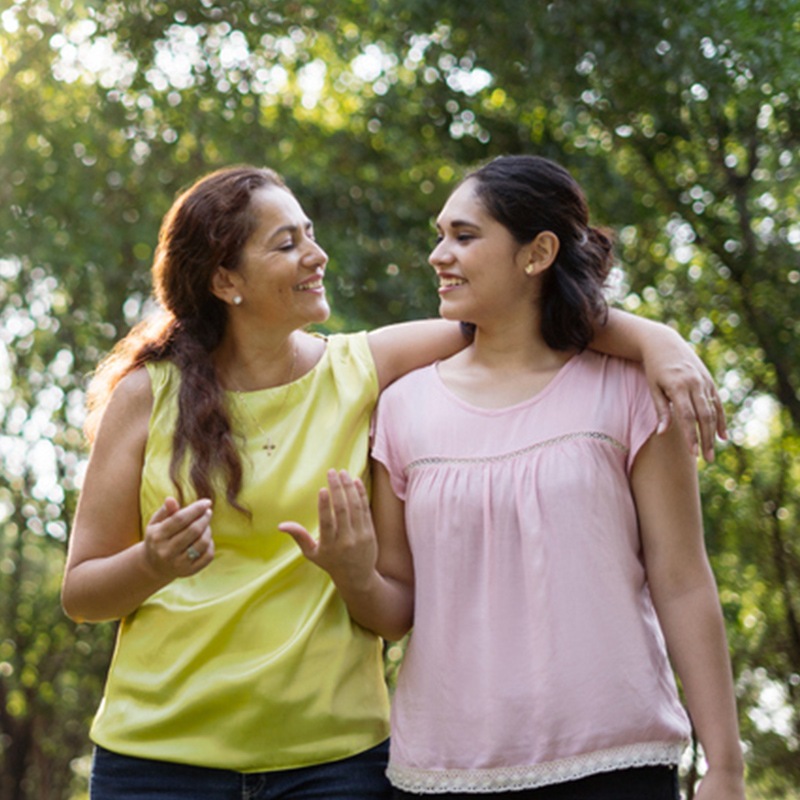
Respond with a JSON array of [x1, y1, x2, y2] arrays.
[[435, 218, 481, 231], [268, 220, 314, 241]]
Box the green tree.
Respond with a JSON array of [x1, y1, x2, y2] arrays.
[[1, 1, 798, 797]]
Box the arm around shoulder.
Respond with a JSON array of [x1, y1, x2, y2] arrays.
[[367, 319, 467, 392], [593, 308, 726, 463]]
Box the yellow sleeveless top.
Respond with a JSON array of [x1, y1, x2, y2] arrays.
[[90, 333, 390, 771]]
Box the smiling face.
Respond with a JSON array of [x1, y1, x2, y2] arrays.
[[213, 185, 330, 329], [429, 179, 539, 329]]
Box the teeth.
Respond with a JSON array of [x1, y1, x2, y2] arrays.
[[440, 277, 466, 287], [295, 279, 323, 291]]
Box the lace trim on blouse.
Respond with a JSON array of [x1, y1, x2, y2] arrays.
[[404, 431, 628, 476], [387, 741, 685, 794]]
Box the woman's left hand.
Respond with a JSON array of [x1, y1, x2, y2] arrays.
[[279, 469, 378, 590], [693, 765, 747, 800], [642, 332, 727, 463]]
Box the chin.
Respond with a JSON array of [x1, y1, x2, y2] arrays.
[[439, 301, 467, 322], [308, 301, 331, 324]]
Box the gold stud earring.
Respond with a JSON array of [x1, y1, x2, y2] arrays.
[[525, 263, 536, 276]]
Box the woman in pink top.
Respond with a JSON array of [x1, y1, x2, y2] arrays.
[[282, 156, 745, 800]]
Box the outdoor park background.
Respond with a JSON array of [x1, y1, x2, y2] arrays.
[[0, 0, 798, 797]]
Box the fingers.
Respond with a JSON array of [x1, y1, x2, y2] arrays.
[[327, 469, 354, 539], [670, 392, 701, 459], [692, 390, 720, 464], [318, 484, 337, 543], [652, 391, 672, 437], [144, 497, 214, 576], [148, 496, 181, 525], [278, 521, 318, 559], [669, 386, 722, 463], [280, 469, 371, 561], [183, 524, 215, 572], [172, 505, 214, 572], [350, 476, 374, 535]]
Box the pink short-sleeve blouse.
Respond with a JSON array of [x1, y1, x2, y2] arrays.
[[371, 350, 690, 794]]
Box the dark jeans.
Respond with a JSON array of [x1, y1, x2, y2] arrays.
[[90, 740, 391, 800], [392, 765, 678, 800]]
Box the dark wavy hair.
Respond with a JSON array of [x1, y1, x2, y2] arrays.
[[465, 155, 614, 351], [85, 165, 287, 511]]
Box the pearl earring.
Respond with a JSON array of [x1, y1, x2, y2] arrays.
[[233, 296, 242, 305]]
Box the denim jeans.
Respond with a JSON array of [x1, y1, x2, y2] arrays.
[[392, 765, 679, 800], [90, 740, 391, 800]]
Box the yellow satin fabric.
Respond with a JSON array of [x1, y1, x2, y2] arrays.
[[91, 333, 390, 771]]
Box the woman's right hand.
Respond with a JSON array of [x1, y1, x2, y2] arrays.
[[144, 497, 215, 579]]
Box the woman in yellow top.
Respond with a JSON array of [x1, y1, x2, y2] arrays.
[[61, 164, 724, 800]]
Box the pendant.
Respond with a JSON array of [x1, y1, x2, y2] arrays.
[[263, 437, 277, 455]]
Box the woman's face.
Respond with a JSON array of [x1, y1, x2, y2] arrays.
[[228, 185, 330, 329], [429, 179, 537, 328]]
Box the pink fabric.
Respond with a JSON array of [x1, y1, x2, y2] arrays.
[[371, 350, 690, 789]]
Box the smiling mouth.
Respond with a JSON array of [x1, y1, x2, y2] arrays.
[[439, 277, 466, 288], [294, 278, 324, 291]]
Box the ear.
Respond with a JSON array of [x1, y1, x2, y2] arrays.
[[524, 231, 560, 276], [210, 265, 243, 305]]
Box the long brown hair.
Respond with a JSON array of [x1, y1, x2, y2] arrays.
[[85, 166, 287, 511]]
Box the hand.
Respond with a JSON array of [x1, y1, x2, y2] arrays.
[[143, 497, 214, 579], [279, 469, 378, 590], [693, 765, 747, 800], [642, 332, 727, 462]]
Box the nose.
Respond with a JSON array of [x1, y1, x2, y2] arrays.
[[303, 238, 328, 268], [428, 237, 453, 268]]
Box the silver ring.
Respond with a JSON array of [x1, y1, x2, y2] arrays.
[[186, 544, 201, 561]]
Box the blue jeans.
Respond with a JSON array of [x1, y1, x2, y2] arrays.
[[392, 765, 679, 799], [90, 740, 391, 800]]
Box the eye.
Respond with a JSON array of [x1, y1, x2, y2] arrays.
[[457, 234, 474, 242], [433, 234, 443, 245], [278, 241, 295, 251]]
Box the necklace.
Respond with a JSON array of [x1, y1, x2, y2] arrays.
[[229, 343, 297, 455]]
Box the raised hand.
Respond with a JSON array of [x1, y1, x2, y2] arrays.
[[279, 469, 378, 591], [143, 496, 215, 579]]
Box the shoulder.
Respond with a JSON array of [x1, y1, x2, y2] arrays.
[[565, 351, 654, 436], [320, 332, 379, 399], [107, 367, 154, 429], [376, 365, 436, 427], [112, 367, 154, 410], [326, 331, 369, 356], [91, 367, 153, 453], [381, 362, 435, 401], [325, 331, 374, 373], [574, 349, 645, 390]]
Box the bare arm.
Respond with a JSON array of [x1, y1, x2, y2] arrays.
[[61, 369, 215, 623], [279, 465, 414, 641], [632, 423, 745, 800], [367, 319, 467, 392], [592, 309, 726, 462]]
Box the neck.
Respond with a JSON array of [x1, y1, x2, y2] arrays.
[[215, 328, 299, 392], [468, 311, 562, 372]]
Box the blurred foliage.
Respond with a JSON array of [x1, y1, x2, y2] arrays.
[[0, 0, 798, 797]]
